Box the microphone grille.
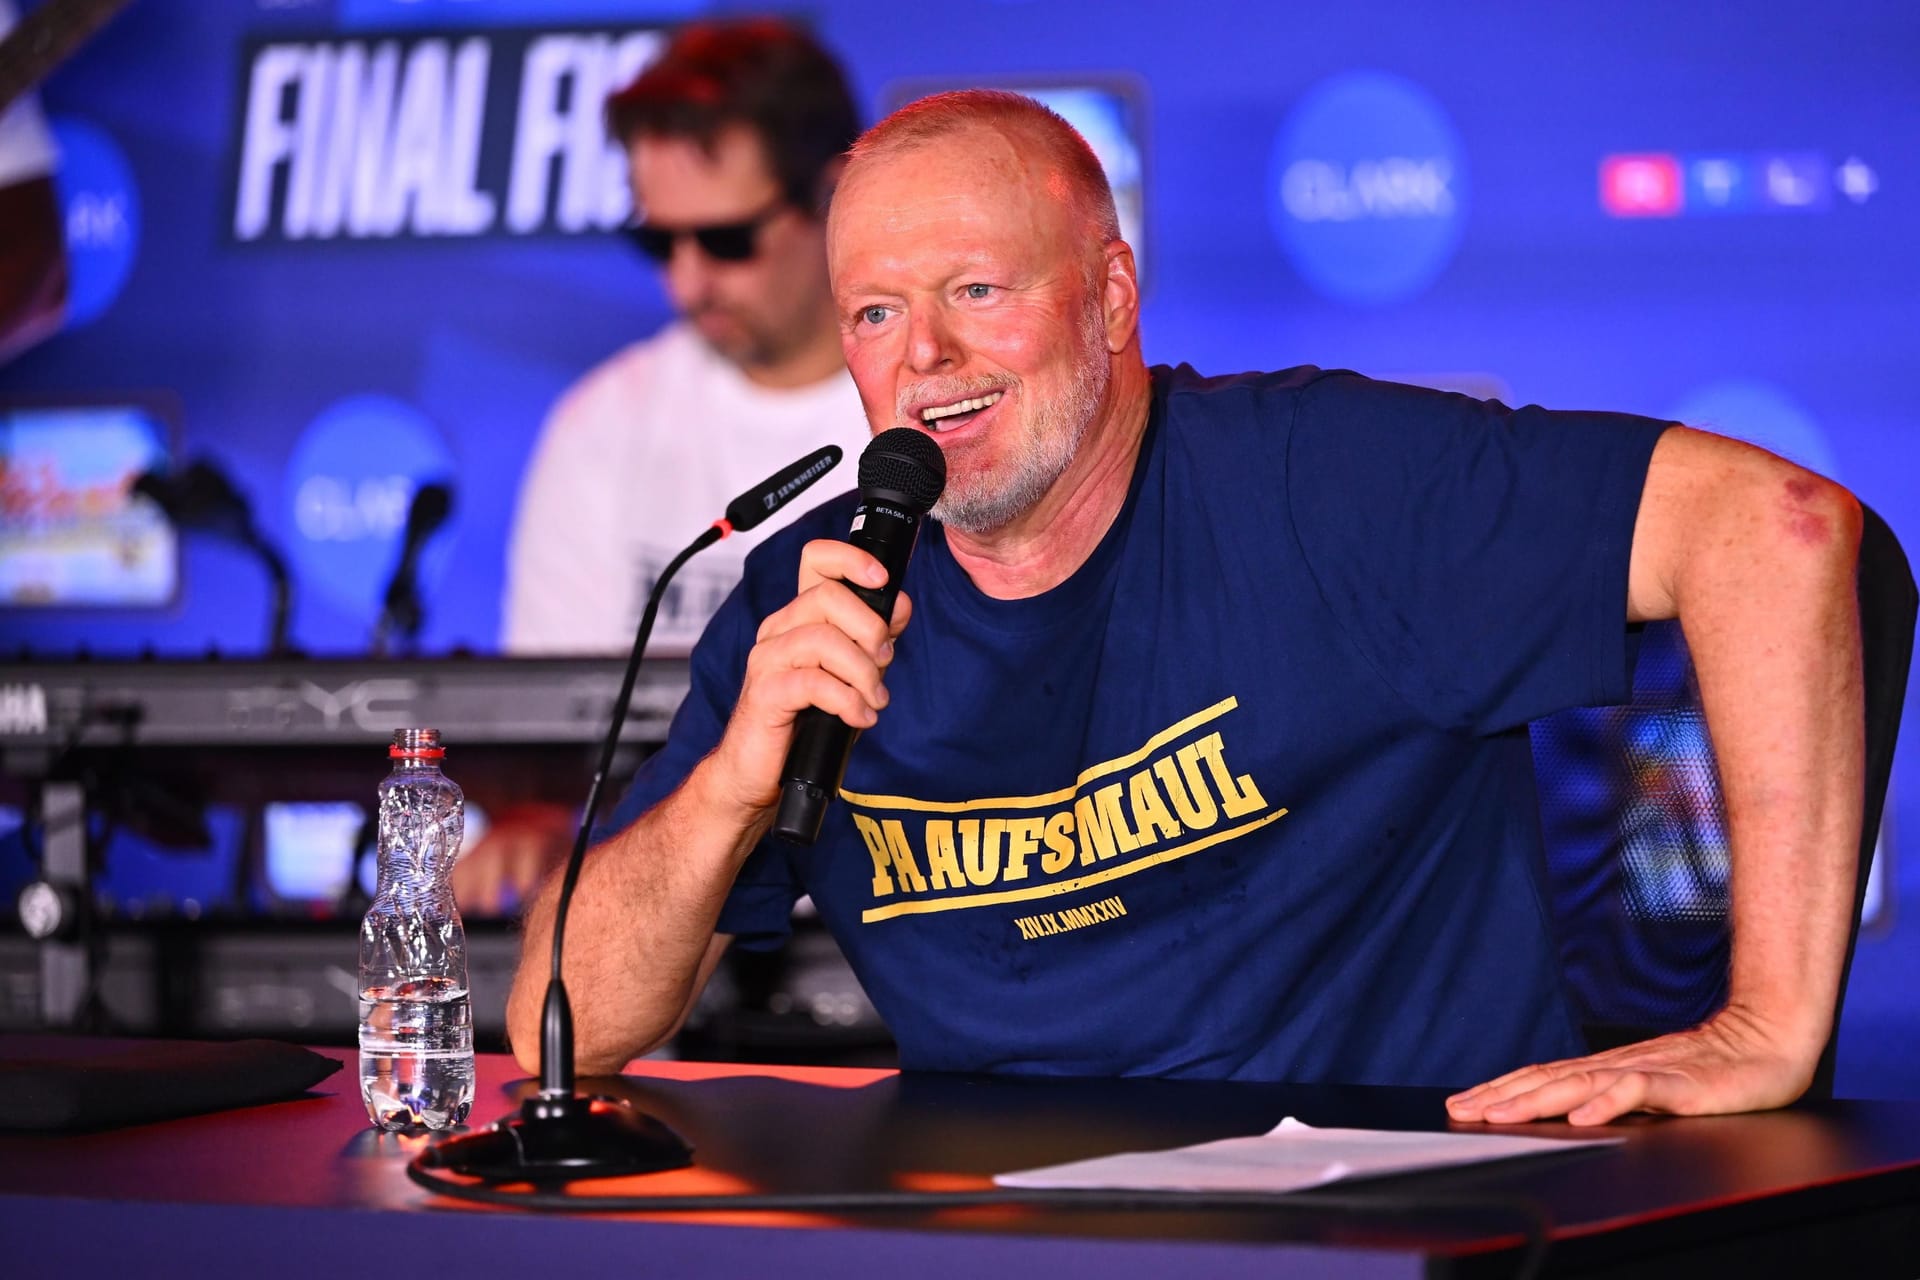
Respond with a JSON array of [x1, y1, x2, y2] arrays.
[[409, 482, 453, 534], [858, 428, 947, 513]]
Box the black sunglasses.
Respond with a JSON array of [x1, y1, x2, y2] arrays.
[[623, 194, 791, 264]]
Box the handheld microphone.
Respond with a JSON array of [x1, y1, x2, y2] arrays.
[[373, 481, 452, 654], [419, 442, 841, 1188], [771, 428, 947, 845]]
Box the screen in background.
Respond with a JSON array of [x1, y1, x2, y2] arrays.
[[263, 801, 368, 907], [0, 803, 247, 919], [262, 798, 490, 910], [0, 399, 176, 607], [95, 805, 247, 918]]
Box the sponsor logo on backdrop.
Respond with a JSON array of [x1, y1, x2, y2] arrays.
[[285, 395, 456, 617], [1667, 380, 1837, 481], [230, 24, 668, 242], [1757, 153, 1831, 211], [49, 118, 141, 324], [1268, 70, 1467, 305], [1600, 152, 1874, 217], [1599, 154, 1683, 218], [333, 0, 705, 25], [1685, 156, 1751, 214]]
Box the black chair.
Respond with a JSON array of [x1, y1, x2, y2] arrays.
[[1530, 503, 1916, 1100]]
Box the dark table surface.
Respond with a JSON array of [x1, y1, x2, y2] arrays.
[[3, 1038, 1919, 1278]]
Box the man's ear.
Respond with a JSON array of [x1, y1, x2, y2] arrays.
[[1102, 240, 1141, 354]]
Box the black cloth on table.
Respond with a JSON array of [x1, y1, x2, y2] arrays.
[[0, 1038, 342, 1133]]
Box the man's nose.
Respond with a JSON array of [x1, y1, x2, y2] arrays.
[[905, 305, 959, 374], [663, 239, 716, 310]]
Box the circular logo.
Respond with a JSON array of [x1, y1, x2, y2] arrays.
[[1268, 71, 1467, 305], [1667, 381, 1838, 480], [48, 117, 142, 326], [285, 395, 458, 621]]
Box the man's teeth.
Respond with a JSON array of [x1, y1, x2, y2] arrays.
[[920, 391, 1003, 427]]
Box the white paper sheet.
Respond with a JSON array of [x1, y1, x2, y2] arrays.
[[994, 1117, 1621, 1192]]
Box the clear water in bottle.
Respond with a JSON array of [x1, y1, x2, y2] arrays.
[[358, 727, 473, 1131], [359, 976, 475, 1130]]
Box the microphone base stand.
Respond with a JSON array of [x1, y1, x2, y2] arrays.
[[420, 1090, 691, 1184]]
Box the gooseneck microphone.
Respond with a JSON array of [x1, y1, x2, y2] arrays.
[[772, 428, 947, 845], [132, 459, 295, 655], [723, 444, 844, 534], [419, 442, 841, 1187]]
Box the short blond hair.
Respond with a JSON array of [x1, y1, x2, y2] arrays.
[[844, 89, 1122, 243]]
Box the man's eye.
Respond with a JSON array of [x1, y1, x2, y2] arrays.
[[861, 306, 889, 325], [965, 284, 992, 299]]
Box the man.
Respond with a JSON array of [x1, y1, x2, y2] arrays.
[[509, 91, 1864, 1127], [467, 22, 870, 913], [501, 20, 869, 656]]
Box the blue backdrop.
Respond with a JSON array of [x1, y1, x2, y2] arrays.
[[2, 0, 1916, 1094]]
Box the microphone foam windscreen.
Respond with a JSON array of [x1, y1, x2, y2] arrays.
[[859, 427, 948, 513], [408, 482, 453, 537], [129, 470, 176, 517]]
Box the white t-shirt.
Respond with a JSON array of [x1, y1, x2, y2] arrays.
[[503, 321, 870, 655], [0, 0, 60, 189]]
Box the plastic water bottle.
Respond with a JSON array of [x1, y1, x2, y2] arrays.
[[358, 727, 474, 1131]]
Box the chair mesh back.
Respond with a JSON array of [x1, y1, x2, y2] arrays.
[[1530, 620, 1732, 1041]]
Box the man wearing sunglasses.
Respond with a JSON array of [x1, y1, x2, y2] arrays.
[[464, 22, 869, 916], [501, 19, 868, 659]]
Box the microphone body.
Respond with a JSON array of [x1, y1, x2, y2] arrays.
[[772, 428, 946, 845], [772, 495, 922, 843], [375, 482, 452, 654]]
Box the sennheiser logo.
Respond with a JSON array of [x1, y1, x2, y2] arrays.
[[770, 454, 837, 507]]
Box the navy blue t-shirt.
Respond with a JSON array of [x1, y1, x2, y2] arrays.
[[603, 365, 1672, 1087]]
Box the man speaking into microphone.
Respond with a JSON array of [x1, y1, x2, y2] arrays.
[[508, 92, 1867, 1128]]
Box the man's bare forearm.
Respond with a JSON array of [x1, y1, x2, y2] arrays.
[[501, 536, 910, 1075], [1668, 452, 1864, 1069], [1448, 431, 1866, 1124], [504, 753, 769, 1074]]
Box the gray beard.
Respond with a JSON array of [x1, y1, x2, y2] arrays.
[[933, 299, 1112, 537]]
